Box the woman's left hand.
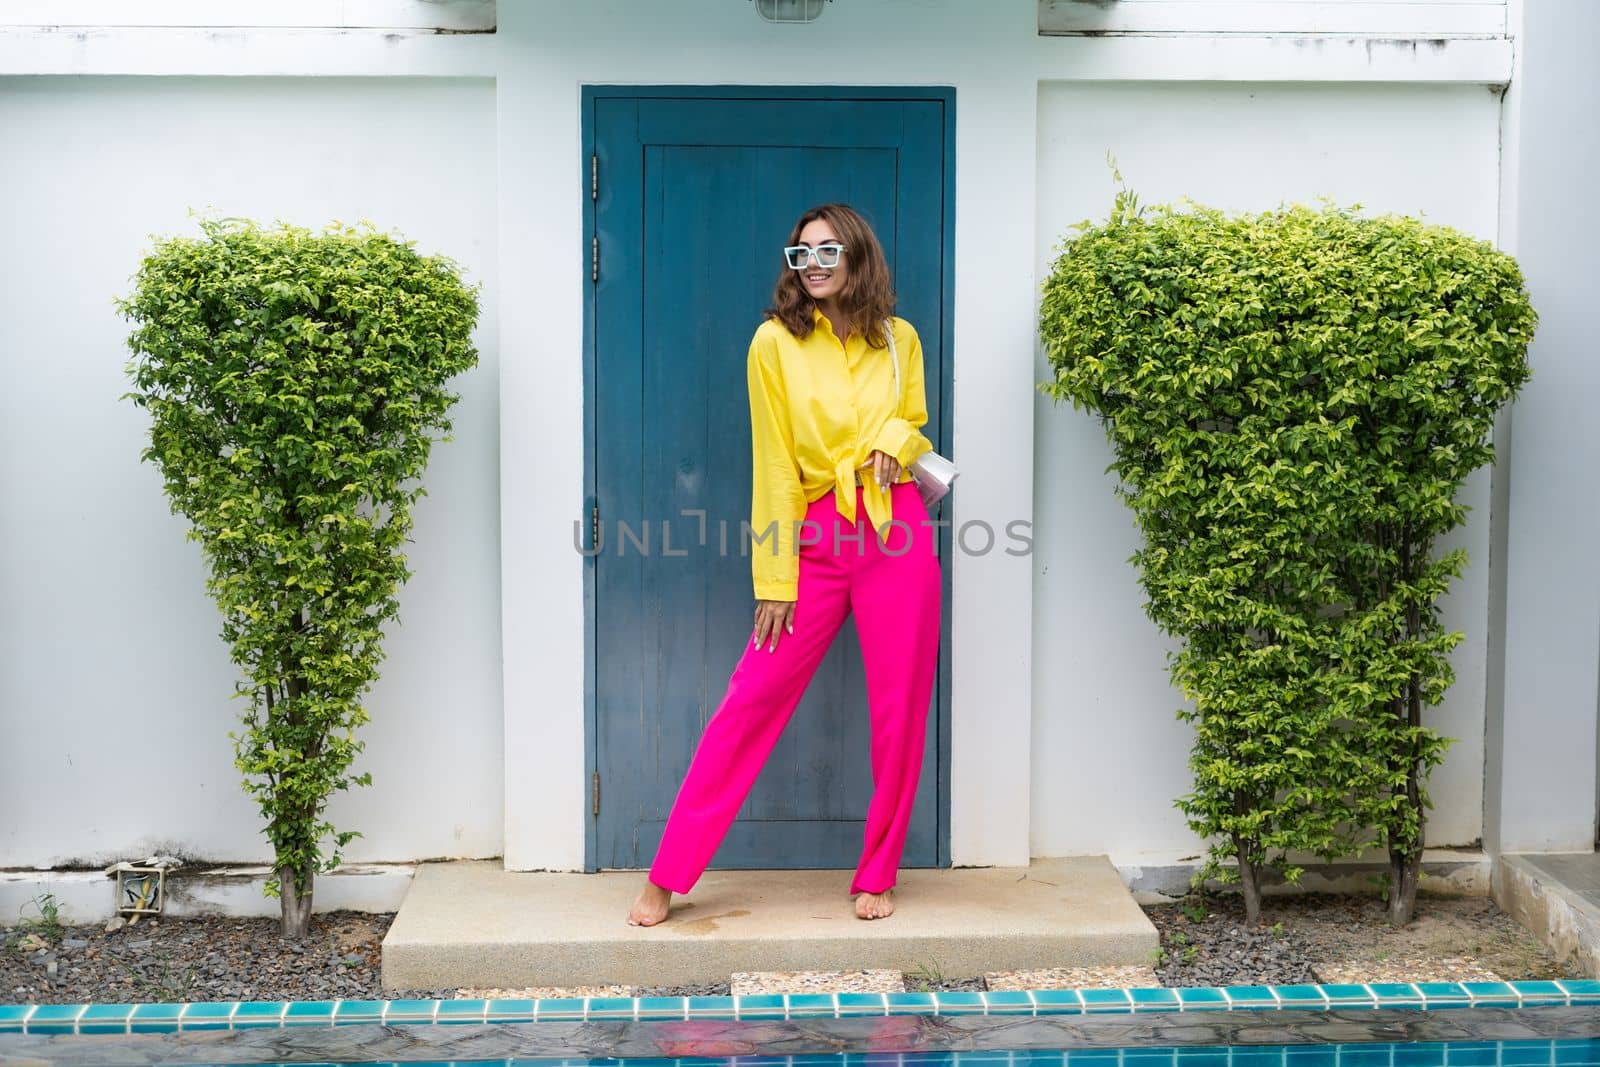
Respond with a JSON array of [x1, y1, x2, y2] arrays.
[[868, 449, 901, 491]]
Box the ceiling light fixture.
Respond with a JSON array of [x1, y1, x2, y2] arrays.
[[752, 0, 831, 25]]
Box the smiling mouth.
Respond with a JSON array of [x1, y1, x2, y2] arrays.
[[806, 273, 831, 283]]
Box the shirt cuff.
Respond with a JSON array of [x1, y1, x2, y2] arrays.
[[754, 579, 798, 602], [871, 417, 935, 470]]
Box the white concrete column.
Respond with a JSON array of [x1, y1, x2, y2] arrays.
[[1484, 0, 1600, 854]]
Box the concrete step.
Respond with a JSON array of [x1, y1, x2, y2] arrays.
[[1494, 852, 1600, 977], [381, 857, 1159, 990]]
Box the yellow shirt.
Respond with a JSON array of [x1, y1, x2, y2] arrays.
[[746, 307, 935, 601]]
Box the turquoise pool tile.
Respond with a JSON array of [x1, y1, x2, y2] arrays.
[[930, 991, 987, 1015], [25, 1004, 82, 1035], [1462, 982, 1522, 1005], [1129, 987, 1180, 1012], [485, 997, 536, 1021], [1282, 1049, 1338, 1067], [1233, 1051, 1289, 1067], [1031, 989, 1085, 1014], [1173, 1051, 1231, 1067], [785, 993, 838, 1018], [1222, 985, 1278, 1008], [686, 996, 737, 1019], [434, 999, 488, 1023], [636, 996, 688, 1020], [334, 1000, 386, 1024], [1501, 1040, 1557, 1066], [1395, 1042, 1449, 1065], [982, 990, 1036, 1015], [1272, 984, 1329, 1008], [1512, 981, 1570, 1006], [1415, 983, 1471, 1006], [179, 1001, 237, 1031], [836, 993, 888, 1016], [383, 999, 439, 1023], [77, 1003, 134, 1035], [1444, 1041, 1500, 1067], [1337, 1046, 1393, 1067], [1555, 1040, 1600, 1065], [1122, 1049, 1176, 1065], [0, 1005, 32, 1034], [1174, 987, 1228, 1011], [232, 1001, 289, 1029], [1079, 988, 1133, 1012], [1368, 982, 1424, 1006], [1320, 984, 1377, 1006], [535, 998, 588, 1021], [128, 1002, 184, 1034], [587, 996, 637, 1020], [884, 992, 937, 1014], [284, 1001, 337, 1026], [1555, 979, 1600, 1004]]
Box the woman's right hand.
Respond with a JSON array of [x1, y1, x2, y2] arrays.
[[753, 598, 796, 653]]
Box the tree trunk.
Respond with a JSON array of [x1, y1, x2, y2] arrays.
[[1232, 831, 1262, 925], [1386, 532, 1426, 928], [1387, 848, 1419, 927], [279, 866, 314, 939]]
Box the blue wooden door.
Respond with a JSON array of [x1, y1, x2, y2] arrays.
[[588, 91, 950, 872]]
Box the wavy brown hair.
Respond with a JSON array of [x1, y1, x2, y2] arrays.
[[763, 203, 897, 348]]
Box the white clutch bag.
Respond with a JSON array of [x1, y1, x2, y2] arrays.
[[884, 319, 958, 509]]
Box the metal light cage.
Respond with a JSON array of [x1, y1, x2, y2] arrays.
[[752, 0, 830, 25]]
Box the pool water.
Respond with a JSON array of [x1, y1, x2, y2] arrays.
[[207, 1041, 1600, 1067]]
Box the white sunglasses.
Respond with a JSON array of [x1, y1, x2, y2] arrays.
[[783, 242, 846, 270]]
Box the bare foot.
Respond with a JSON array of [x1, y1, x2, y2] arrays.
[[854, 888, 895, 920], [627, 880, 672, 926]]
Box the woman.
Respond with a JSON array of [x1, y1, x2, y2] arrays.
[[627, 203, 941, 926]]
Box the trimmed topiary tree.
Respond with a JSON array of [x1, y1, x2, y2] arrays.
[[1039, 177, 1534, 924], [119, 217, 480, 937]]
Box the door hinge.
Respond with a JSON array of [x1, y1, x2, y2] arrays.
[[591, 236, 599, 283], [591, 504, 600, 550], [591, 153, 598, 201], [592, 770, 601, 816]]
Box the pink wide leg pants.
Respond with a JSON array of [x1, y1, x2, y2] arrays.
[[648, 478, 942, 897]]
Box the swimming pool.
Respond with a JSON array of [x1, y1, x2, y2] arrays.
[[168, 1044, 1600, 1067], [2, 981, 1597, 1066]]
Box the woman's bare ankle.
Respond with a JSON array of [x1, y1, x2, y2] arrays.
[[627, 879, 673, 926]]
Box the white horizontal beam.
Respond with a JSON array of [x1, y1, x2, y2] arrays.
[[0, 0, 496, 31], [1040, 1, 1506, 38], [1034, 32, 1513, 83], [0, 25, 497, 76]]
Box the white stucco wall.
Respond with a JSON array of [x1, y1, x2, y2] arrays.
[[0, 76, 503, 867], [1031, 80, 1504, 863], [0, 0, 1553, 877]]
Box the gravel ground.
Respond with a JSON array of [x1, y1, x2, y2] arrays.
[[1146, 892, 1587, 987], [1, 912, 451, 1004], [1, 892, 1584, 1004]]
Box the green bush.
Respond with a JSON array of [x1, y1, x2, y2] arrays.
[[1039, 181, 1534, 924], [119, 217, 480, 936]]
